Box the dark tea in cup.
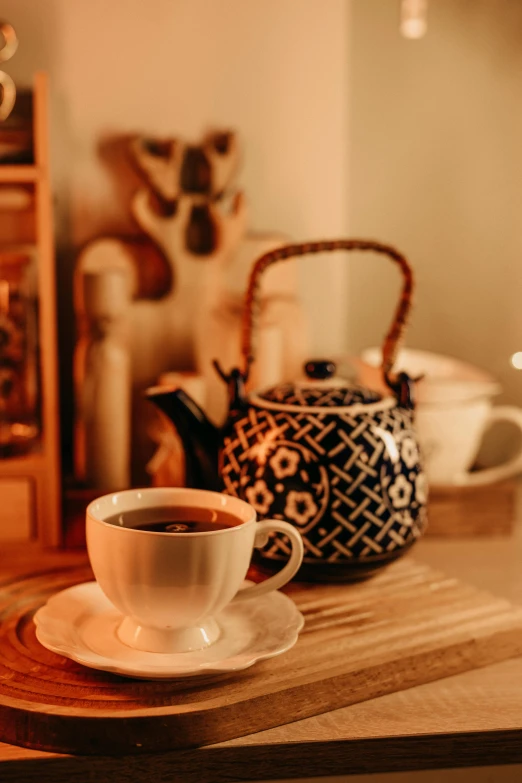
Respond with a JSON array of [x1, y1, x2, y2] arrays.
[[105, 505, 241, 533]]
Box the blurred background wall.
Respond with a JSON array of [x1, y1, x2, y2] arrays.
[[348, 0, 522, 409], [0, 0, 350, 463], [2, 0, 522, 461]]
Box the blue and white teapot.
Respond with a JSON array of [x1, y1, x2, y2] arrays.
[[147, 239, 428, 581]]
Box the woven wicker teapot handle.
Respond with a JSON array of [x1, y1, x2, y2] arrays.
[[241, 239, 414, 400]]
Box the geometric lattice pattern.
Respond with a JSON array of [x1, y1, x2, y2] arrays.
[[221, 402, 427, 564], [258, 381, 381, 407]]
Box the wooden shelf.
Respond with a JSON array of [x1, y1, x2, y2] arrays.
[[0, 73, 61, 548], [0, 451, 46, 475], [0, 165, 39, 183], [0, 243, 36, 253]]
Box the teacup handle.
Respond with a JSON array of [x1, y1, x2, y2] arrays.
[[233, 520, 304, 601], [455, 405, 522, 486]]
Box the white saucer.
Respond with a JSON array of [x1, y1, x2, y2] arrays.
[[34, 581, 304, 680]]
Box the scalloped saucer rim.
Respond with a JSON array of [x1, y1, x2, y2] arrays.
[[34, 580, 304, 680]]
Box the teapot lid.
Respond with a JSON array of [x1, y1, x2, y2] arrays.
[[253, 360, 388, 411]]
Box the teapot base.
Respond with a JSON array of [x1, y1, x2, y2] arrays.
[[251, 541, 418, 583]]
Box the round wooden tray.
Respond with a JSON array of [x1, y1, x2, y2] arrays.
[[0, 566, 246, 755]]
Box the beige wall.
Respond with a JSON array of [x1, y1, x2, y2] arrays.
[[348, 0, 522, 413], [8, 0, 521, 449], [2, 0, 350, 356], [2, 0, 351, 463]]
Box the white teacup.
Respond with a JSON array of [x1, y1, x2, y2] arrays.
[[353, 348, 522, 486], [415, 394, 522, 486], [354, 347, 501, 403], [86, 487, 304, 654]]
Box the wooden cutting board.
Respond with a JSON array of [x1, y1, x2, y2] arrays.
[[2, 557, 522, 756]]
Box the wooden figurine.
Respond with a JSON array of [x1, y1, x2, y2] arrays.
[[73, 269, 132, 490], [129, 130, 240, 203], [73, 128, 309, 486]]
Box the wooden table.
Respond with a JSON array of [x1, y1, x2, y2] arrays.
[[2, 520, 522, 782]]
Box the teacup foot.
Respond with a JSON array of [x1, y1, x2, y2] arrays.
[[117, 616, 221, 654]]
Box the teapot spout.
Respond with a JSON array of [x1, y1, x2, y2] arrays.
[[145, 386, 222, 491]]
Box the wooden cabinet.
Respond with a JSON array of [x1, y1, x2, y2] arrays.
[[0, 72, 61, 545]]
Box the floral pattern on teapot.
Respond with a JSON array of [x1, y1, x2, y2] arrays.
[[220, 402, 427, 564]]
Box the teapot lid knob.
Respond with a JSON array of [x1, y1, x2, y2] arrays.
[[304, 359, 337, 380]]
